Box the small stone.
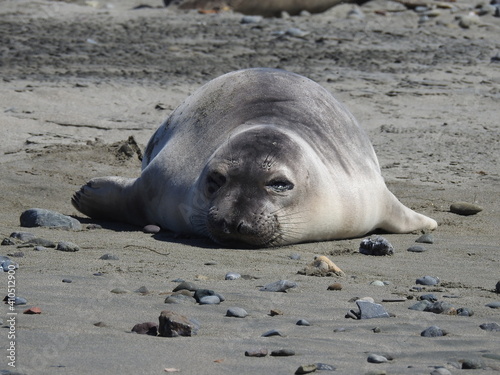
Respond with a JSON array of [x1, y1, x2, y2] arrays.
[[271, 349, 295, 356], [25, 238, 56, 248], [158, 310, 198, 337], [62, 279, 72, 283], [416, 276, 440, 286], [367, 354, 388, 363], [359, 236, 394, 256], [370, 280, 385, 286], [135, 286, 150, 294], [23, 307, 42, 314], [430, 368, 452, 375], [295, 364, 317, 374], [407, 245, 426, 253], [132, 322, 158, 335], [199, 295, 221, 305], [225, 272, 241, 280], [143, 224, 160, 233], [56, 241, 80, 252], [20, 208, 82, 230], [457, 307, 474, 316], [269, 309, 284, 316], [262, 329, 283, 337], [315, 363, 336, 371], [421, 325, 446, 337], [241, 15, 263, 24], [226, 307, 248, 318], [415, 234, 434, 244], [458, 14, 480, 29], [420, 294, 438, 302], [0, 256, 18, 272], [356, 300, 390, 319], [110, 288, 130, 294], [461, 358, 484, 369], [1, 238, 15, 246], [34, 246, 48, 251], [93, 321, 109, 327], [328, 282, 343, 290], [486, 301, 500, 308], [409, 300, 432, 311], [10, 231, 36, 242], [296, 319, 311, 326], [194, 289, 224, 303], [172, 281, 199, 292], [496, 281, 500, 293], [479, 322, 500, 331], [7, 296, 27, 305], [100, 254, 119, 260], [450, 202, 482, 215], [289, 253, 301, 260], [93, 272, 104, 276], [285, 27, 309, 38], [164, 293, 196, 304], [372, 327, 381, 333], [260, 280, 297, 292], [425, 301, 456, 314], [10, 251, 24, 257], [245, 348, 268, 357]]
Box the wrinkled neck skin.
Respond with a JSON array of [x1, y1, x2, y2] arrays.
[[187, 124, 331, 248]]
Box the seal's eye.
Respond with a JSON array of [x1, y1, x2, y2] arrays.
[[206, 172, 226, 195], [267, 179, 294, 193]]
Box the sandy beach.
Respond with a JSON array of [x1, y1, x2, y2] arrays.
[[1, 0, 499, 374]]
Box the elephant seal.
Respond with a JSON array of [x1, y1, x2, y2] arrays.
[[72, 68, 437, 247]]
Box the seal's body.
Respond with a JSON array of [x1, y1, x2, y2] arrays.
[[72, 68, 437, 247]]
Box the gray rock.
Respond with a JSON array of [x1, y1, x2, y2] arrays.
[[421, 325, 445, 337], [110, 287, 130, 294], [409, 300, 432, 311], [194, 289, 224, 303], [1, 238, 16, 246], [407, 245, 426, 253], [225, 272, 241, 280], [158, 310, 198, 337], [416, 234, 434, 244], [12, 296, 27, 305], [164, 293, 196, 304], [359, 236, 394, 256], [262, 329, 283, 337], [420, 294, 438, 302], [56, 241, 79, 252], [479, 322, 500, 331], [356, 300, 390, 319], [425, 301, 455, 314], [289, 253, 301, 260], [199, 295, 221, 305], [100, 253, 119, 260], [260, 280, 297, 292], [370, 280, 385, 286], [315, 363, 336, 371], [0, 256, 18, 272], [172, 281, 199, 292], [431, 367, 452, 375], [132, 322, 158, 335], [143, 224, 160, 234], [25, 238, 56, 248], [134, 286, 149, 294], [20, 208, 82, 230], [450, 202, 482, 216], [457, 307, 474, 316], [367, 353, 388, 363], [486, 301, 500, 308], [241, 15, 263, 24], [34, 246, 48, 251], [10, 231, 36, 242], [245, 348, 268, 357], [226, 307, 248, 318], [296, 319, 311, 326], [416, 276, 440, 286]]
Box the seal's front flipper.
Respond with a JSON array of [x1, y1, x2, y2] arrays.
[[72, 176, 145, 226]]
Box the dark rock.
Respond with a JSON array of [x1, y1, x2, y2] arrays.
[[450, 202, 482, 216], [359, 236, 394, 256], [260, 280, 297, 292], [158, 310, 198, 337], [262, 329, 283, 337], [327, 282, 343, 290], [194, 289, 224, 303], [295, 364, 317, 374], [457, 307, 474, 316], [226, 307, 248, 318], [1, 238, 15, 246], [62, 279, 72, 283], [172, 281, 199, 292], [421, 325, 446, 337], [461, 358, 484, 369], [356, 300, 390, 319], [56, 241, 79, 252], [416, 276, 440, 286], [496, 281, 500, 293], [296, 319, 311, 326], [20, 208, 82, 230], [420, 294, 438, 302], [100, 254, 119, 260], [245, 348, 268, 357], [269, 309, 284, 316], [425, 301, 456, 314], [132, 322, 158, 335], [271, 349, 295, 356], [479, 322, 500, 331], [415, 234, 434, 244]]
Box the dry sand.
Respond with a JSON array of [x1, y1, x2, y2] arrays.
[[0, 0, 499, 374]]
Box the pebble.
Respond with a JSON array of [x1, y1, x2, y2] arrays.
[[407, 245, 426, 253], [225, 272, 241, 280], [289, 253, 301, 260], [327, 282, 343, 290], [449, 201, 482, 215], [285, 27, 309, 38], [370, 280, 385, 286], [143, 224, 160, 234], [158, 310, 198, 337], [416, 234, 434, 244], [100, 254, 119, 260], [260, 280, 297, 292], [93, 272, 104, 276], [10, 251, 24, 257], [199, 295, 221, 305], [425, 301, 455, 314], [1, 238, 15, 246], [173, 281, 199, 292], [269, 309, 284, 316], [56, 241, 80, 252], [20, 208, 82, 230], [262, 329, 283, 337], [367, 353, 388, 363], [226, 307, 248, 318], [315, 363, 336, 371], [461, 358, 484, 369], [295, 364, 317, 374], [270, 349, 295, 356], [421, 325, 446, 337], [355, 300, 390, 319], [241, 15, 263, 24], [135, 286, 149, 294], [409, 300, 432, 311], [11, 296, 27, 305], [164, 293, 196, 304], [194, 289, 224, 304], [479, 322, 500, 331], [296, 319, 310, 326], [359, 236, 394, 256], [23, 307, 42, 314], [496, 281, 500, 293], [110, 288, 130, 294], [457, 307, 474, 316], [416, 276, 440, 286], [245, 348, 268, 357], [132, 322, 158, 335], [430, 368, 452, 375], [457, 14, 480, 29], [0, 256, 18, 271], [420, 294, 438, 302], [25, 238, 56, 248], [486, 301, 500, 308], [10, 231, 36, 242], [62, 279, 72, 283]]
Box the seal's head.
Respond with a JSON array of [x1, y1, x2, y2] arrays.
[[193, 125, 314, 247]]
